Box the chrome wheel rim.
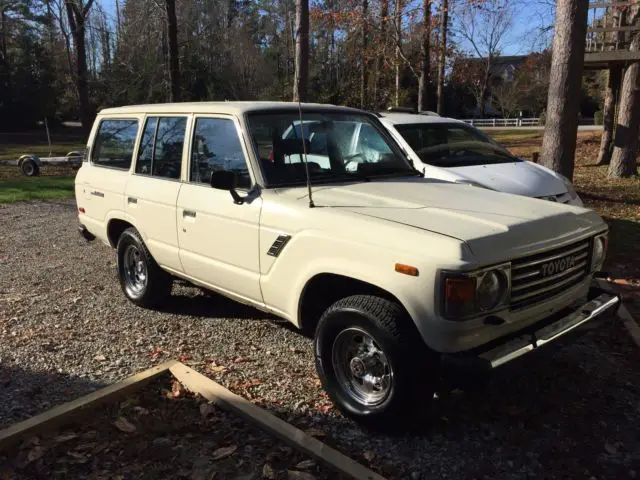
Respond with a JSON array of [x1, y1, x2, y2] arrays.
[[23, 163, 34, 175], [331, 327, 393, 406], [123, 244, 147, 296]]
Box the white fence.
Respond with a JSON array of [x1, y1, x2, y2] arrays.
[[462, 118, 540, 128]]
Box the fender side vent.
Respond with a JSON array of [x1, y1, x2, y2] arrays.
[[267, 235, 291, 257]]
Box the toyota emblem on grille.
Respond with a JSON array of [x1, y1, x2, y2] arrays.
[[541, 254, 579, 277]]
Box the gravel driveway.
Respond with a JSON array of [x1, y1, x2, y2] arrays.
[[1, 200, 639, 479]]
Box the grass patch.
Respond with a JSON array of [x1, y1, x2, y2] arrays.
[[0, 176, 75, 204]]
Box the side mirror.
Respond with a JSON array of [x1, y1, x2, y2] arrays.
[[210, 170, 243, 204]]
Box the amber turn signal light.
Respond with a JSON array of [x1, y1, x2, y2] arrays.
[[395, 263, 419, 277]]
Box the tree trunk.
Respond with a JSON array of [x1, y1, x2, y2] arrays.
[[417, 0, 431, 112], [115, 0, 122, 41], [436, 0, 448, 115], [374, 0, 389, 108], [66, 2, 93, 140], [394, 0, 402, 106], [165, 0, 180, 102], [597, 66, 622, 165], [293, 0, 309, 102], [539, 0, 589, 181], [360, 0, 369, 109]]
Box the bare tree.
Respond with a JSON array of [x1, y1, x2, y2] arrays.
[[436, 0, 448, 115], [492, 79, 520, 118], [457, 0, 515, 117], [539, 0, 589, 180], [609, 6, 640, 178], [394, 0, 402, 106], [360, 0, 368, 108], [417, 0, 431, 112], [373, 0, 389, 108], [65, 0, 95, 139], [292, 0, 309, 102], [165, 0, 180, 101]]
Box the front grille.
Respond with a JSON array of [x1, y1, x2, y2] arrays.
[[510, 239, 591, 310]]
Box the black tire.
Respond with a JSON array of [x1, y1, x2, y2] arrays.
[[116, 227, 172, 308], [314, 295, 437, 430], [21, 159, 40, 177]]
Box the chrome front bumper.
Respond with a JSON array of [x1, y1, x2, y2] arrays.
[[441, 286, 620, 373]]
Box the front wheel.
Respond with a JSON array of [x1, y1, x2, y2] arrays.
[[116, 228, 172, 308], [314, 295, 437, 430]]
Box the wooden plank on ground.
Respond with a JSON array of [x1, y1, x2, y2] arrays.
[[0, 360, 178, 451], [169, 363, 386, 480]]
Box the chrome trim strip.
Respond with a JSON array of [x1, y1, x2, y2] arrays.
[[536, 294, 620, 346], [511, 259, 588, 292], [512, 242, 590, 270], [512, 269, 540, 281], [485, 293, 619, 369]]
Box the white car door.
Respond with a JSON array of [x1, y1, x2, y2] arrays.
[[124, 115, 190, 272], [177, 115, 263, 305]]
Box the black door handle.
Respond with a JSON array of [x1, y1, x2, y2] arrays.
[[91, 190, 104, 198], [127, 197, 137, 204], [183, 210, 196, 218]]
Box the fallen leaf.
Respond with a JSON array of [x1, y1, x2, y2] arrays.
[[605, 443, 618, 455], [27, 446, 45, 463], [210, 364, 228, 373], [212, 445, 237, 460], [233, 356, 247, 363], [171, 379, 185, 398], [287, 471, 316, 480], [133, 406, 149, 415], [179, 354, 190, 362], [363, 451, 375, 462], [67, 451, 89, 463], [295, 459, 316, 470], [305, 428, 326, 437], [262, 463, 276, 479], [54, 433, 78, 443], [93, 354, 106, 362], [113, 416, 136, 433]]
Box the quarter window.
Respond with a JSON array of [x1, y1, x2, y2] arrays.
[[91, 119, 139, 170], [190, 118, 251, 188], [135, 116, 187, 180]]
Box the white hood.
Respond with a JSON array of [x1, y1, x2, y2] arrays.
[[423, 161, 568, 198], [280, 177, 604, 263]]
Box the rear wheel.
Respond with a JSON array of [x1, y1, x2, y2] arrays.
[[314, 295, 437, 430], [116, 228, 172, 308]]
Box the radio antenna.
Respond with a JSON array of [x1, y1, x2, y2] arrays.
[[297, 100, 315, 208]]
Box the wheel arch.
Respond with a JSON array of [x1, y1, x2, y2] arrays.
[[106, 216, 138, 248], [297, 272, 412, 337]]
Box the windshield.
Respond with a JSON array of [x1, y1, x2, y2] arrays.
[[393, 122, 519, 168], [246, 111, 418, 186]]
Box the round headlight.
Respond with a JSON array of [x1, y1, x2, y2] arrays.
[[477, 271, 507, 311], [592, 236, 606, 268]]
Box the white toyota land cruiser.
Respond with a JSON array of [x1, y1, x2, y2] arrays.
[[75, 102, 619, 427]]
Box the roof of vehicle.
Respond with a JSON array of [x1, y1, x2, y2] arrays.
[[98, 101, 367, 116], [378, 112, 467, 126]]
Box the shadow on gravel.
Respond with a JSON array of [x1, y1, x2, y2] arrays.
[[0, 363, 104, 430]]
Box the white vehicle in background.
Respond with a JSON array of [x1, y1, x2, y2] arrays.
[[377, 110, 583, 206]]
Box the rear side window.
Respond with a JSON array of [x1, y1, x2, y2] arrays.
[[91, 119, 139, 170], [135, 116, 187, 180]]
